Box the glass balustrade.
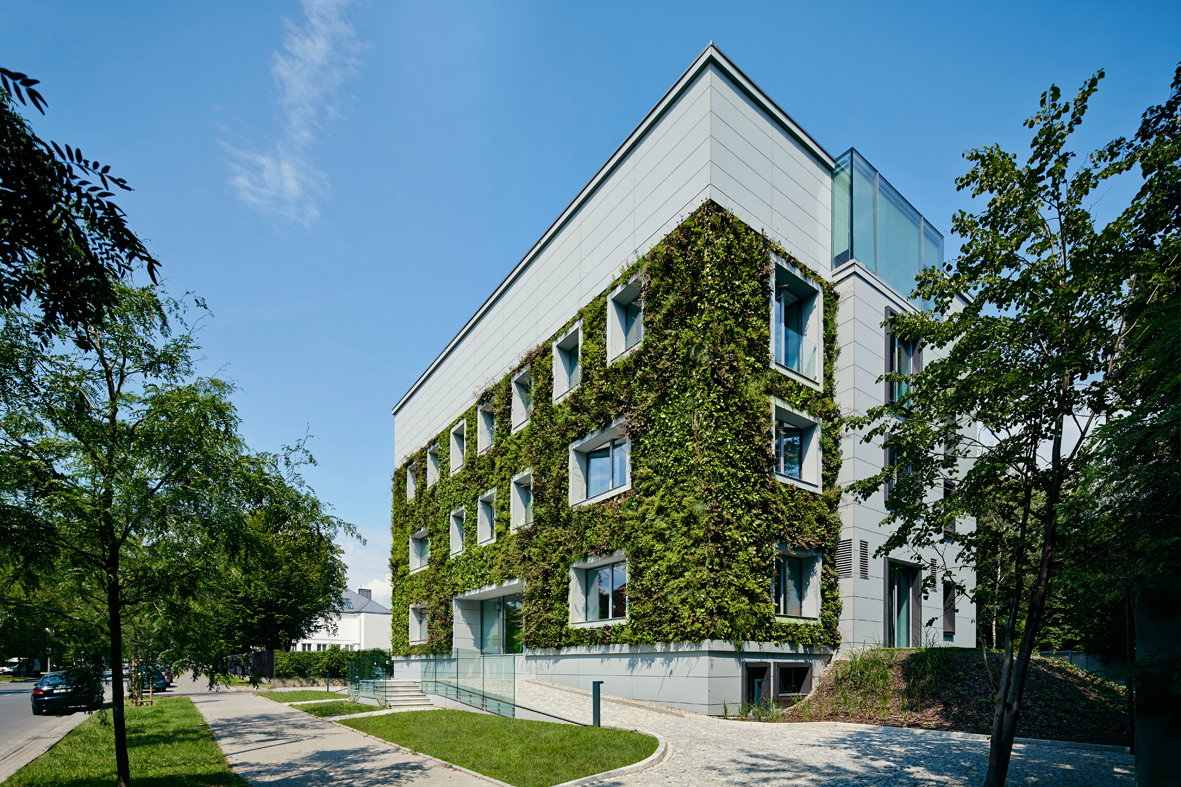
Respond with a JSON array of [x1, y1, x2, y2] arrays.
[[417, 648, 515, 718], [773, 322, 818, 380]]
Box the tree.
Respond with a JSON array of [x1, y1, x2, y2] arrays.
[[849, 67, 1178, 787], [1, 68, 158, 337], [0, 285, 352, 786]]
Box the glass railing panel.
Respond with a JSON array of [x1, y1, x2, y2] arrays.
[[456, 648, 484, 709], [774, 324, 818, 380], [481, 654, 516, 717]]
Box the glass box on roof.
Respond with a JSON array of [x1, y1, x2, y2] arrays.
[[831, 149, 944, 305]]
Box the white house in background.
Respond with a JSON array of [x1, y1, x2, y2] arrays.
[[290, 588, 392, 652]]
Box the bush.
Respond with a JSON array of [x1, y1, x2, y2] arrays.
[[274, 646, 365, 680]]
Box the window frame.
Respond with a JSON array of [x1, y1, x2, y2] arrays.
[[426, 443, 440, 487], [511, 367, 534, 432], [552, 322, 583, 402], [477, 488, 497, 545], [606, 278, 644, 364], [771, 545, 822, 621], [770, 398, 822, 493], [511, 469, 533, 531], [449, 507, 466, 556], [406, 463, 417, 501], [477, 401, 496, 454], [568, 551, 628, 628], [409, 527, 430, 573], [884, 307, 923, 408], [409, 604, 428, 645], [770, 256, 823, 390], [569, 419, 632, 507], [450, 420, 466, 474]]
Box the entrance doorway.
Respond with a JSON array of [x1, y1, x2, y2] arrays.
[[480, 594, 523, 654], [887, 562, 920, 647]]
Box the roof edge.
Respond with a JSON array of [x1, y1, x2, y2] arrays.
[[391, 43, 835, 419]]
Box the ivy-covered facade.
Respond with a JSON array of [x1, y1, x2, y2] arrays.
[[388, 45, 973, 715]]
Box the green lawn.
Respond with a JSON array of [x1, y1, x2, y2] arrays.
[[256, 690, 348, 703], [6, 697, 246, 787], [343, 709, 658, 787], [294, 699, 376, 717]]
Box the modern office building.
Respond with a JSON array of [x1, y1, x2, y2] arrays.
[[389, 44, 974, 715]]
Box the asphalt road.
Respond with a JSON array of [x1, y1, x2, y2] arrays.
[[0, 676, 112, 782]]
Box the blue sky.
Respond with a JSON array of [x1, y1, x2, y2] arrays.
[[4, 1, 1177, 606]]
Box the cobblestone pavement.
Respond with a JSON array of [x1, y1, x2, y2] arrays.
[[191, 690, 488, 786], [515, 680, 1134, 786]]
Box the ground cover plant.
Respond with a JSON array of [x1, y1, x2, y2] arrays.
[[294, 699, 372, 717], [343, 709, 658, 787], [777, 648, 1127, 746], [6, 696, 245, 787]]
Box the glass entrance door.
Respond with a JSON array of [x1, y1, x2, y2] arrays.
[[480, 594, 523, 654], [888, 564, 918, 647]]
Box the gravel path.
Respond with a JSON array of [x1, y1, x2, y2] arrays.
[[515, 680, 1134, 786]]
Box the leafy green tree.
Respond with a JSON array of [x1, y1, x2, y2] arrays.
[[0, 69, 158, 338], [0, 285, 352, 786], [849, 67, 1178, 786]]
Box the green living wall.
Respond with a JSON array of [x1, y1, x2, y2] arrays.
[[389, 202, 842, 654]]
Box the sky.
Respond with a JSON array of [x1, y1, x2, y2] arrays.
[[3, 1, 1178, 609]]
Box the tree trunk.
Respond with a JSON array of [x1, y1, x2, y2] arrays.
[[107, 574, 131, 787]]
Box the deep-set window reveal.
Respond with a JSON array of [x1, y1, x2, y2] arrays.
[[586, 560, 628, 622]]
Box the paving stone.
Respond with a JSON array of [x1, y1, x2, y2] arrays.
[[515, 680, 1134, 786]]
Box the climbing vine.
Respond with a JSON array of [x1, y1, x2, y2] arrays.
[[390, 202, 842, 654]]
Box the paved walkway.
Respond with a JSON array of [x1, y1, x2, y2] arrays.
[[191, 691, 488, 786], [515, 680, 1135, 786]]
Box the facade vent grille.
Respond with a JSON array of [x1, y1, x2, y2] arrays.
[[930, 558, 938, 583], [859, 541, 870, 579], [836, 539, 853, 578]]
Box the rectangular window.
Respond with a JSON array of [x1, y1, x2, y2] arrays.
[[552, 324, 583, 401], [450, 420, 466, 474], [478, 402, 495, 453], [449, 508, 465, 556], [771, 258, 821, 384], [887, 562, 920, 647], [410, 528, 430, 572], [410, 606, 428, 645], [511, 469, 533, 530], [772, 399, 821, 491], [477, 489, 496, 544], [586, 561, 627, 622], [406, 464, 417, 501], [586, 437, 629, 499], [607, 278, 644, 363], [773, 556, 803, 616], [427, 443, 440, 487], [511, 368, 533, 431], [885, 308, 921, 407]]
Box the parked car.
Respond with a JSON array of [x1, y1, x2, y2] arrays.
[[157, 664, 173, 685], [31, 672, 103, 715], [127, 667, 168, 694], [12, 659, 42, 677]]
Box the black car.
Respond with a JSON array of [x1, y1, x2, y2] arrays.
[[30, 672, 103, 715]]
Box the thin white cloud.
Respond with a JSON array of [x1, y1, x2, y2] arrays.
[[227, 0, 365, 225]]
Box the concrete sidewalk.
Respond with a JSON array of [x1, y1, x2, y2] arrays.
[[191, 691, 489, 786]]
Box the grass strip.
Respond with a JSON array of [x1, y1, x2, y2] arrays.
[[6, 696, 246, 787], [343, 709, 657, 787], [256, 690, 348, 703], [295, 700, 374, 717]]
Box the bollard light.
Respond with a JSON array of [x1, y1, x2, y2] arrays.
[[592, 680, 603, 727]]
